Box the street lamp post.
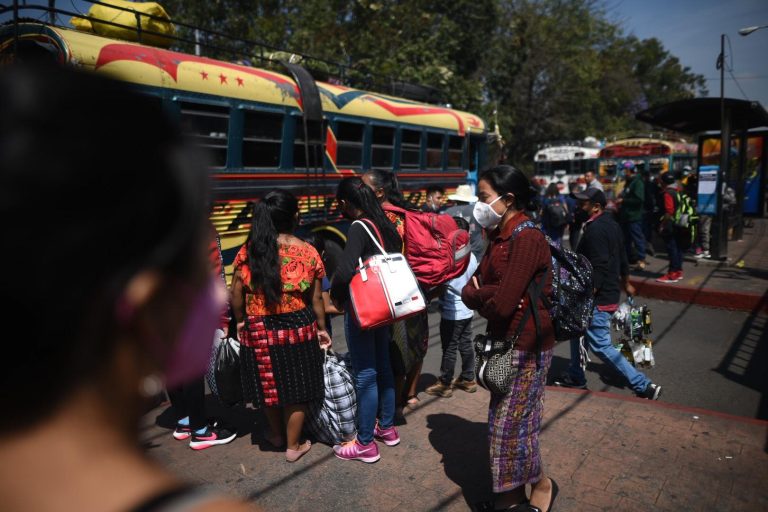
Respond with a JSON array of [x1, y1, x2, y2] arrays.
[[713, 34, 729, 260]]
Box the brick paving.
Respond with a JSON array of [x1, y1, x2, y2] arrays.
[[142, 384, 768, 511]]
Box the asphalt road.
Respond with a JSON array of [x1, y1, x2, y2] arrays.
[[328, 298, 767, 420]]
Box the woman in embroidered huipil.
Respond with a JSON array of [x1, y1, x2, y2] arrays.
[[231, 190, 331, 463]]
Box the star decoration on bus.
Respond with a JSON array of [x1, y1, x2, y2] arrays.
[[200, 71, 209, 80], [236, 77, 244, 87], [219, 73, 228, 84]]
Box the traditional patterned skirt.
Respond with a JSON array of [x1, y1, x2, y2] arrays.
[[488, 348, 553, 493], [240, 307, 324, 408], [389, 310, 429, 375]]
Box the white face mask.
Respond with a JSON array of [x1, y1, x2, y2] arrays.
[[473, 195, 507, 230]]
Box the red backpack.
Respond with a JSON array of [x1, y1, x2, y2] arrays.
[[383, 204, 471, 287]]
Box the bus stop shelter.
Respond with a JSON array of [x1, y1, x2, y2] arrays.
[[636, 97, 768, 259]]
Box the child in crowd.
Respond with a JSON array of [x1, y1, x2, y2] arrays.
[[302, 233, 343, 336], [425, 217, 479, 398]]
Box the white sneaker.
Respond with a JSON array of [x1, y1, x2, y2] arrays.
[[694, 251, 710, 259]]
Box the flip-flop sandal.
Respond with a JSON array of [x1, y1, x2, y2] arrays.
[[405, 395, 420, 409]]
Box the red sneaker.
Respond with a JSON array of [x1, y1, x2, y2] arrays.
[[671, 271, 684, 282], [656, 273, 678, 283]]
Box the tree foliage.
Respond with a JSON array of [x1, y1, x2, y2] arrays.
[[158, 0, 707, 169]]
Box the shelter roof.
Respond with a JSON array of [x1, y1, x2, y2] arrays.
[[635, 98, 768, 134]]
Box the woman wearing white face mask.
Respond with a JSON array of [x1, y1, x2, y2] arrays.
[[462, 166, 558, 512]]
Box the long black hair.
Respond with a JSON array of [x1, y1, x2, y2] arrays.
[[0, 64, 209, 431], [336, 177, 402, 252], [363, 169, 405, 207], [479, 165, 538, 212], [247, 189, 299, 306]]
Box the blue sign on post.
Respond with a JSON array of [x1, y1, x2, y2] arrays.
[[697, 165, 719, 215]]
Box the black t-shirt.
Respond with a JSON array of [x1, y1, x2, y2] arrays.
[[330, 219, 401, 305]]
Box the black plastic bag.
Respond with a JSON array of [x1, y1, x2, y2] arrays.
[[214, 338, 242, 407]]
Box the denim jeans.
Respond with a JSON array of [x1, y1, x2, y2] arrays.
[[622, 221, 646, 261], [663, 233, 683, 272], [566, 308, 650, 394], [344, 311, 396, 444], [438, 317, 475, 384]]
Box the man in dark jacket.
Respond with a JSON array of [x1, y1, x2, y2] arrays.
[[553, 188, 662, 400], [617, 161, 647, 269]]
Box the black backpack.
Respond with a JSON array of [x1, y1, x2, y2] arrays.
[[545, 200, 569, 228], [511, 221, 595, 342]]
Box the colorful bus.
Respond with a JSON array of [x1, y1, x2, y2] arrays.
[[533, 139, 600, 193], [0, 19, 487, 275], [598, 135, 696, 179]]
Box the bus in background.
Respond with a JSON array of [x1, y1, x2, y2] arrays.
[[598, 134, 696, 198], [1, 8, 487, 277], [533, 138, 600, 193]]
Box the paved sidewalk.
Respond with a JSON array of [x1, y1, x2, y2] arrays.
[[629, 218, 768, 311], [142, 384, 768, 511]]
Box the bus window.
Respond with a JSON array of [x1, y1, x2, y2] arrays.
[[371, 125, 395, 170], [336, 121, 365, 169], [400, 129, 421, 169], [426, 132, 444, 169], [293, 119, 324, 169], [447, 136, 464, 170], [242, 110, 283, 168], [180, 102, 229, 167]]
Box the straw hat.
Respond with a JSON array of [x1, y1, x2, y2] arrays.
[[448, 184, 478, 203]]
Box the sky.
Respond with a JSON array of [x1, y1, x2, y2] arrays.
[[3, 0, 768, 107], [606, 0, 768, 107]]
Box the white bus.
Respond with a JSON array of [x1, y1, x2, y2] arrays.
[[533, 139, 601, 193]]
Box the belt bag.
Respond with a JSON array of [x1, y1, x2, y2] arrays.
[[474, 269, 546, 395], [349, 220, 426, 330]]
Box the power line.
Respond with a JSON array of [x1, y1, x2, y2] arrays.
[[704, 75, 768, 81], [727, 69, 751, 100]]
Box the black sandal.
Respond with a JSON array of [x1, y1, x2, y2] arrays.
[[473, 500, 529, 511], [526, 478, 558, 512]]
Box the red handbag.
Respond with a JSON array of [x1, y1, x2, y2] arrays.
[[349, 220, 426, 330]]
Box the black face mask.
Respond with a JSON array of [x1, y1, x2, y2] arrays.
[[575, 208, 591, 224]]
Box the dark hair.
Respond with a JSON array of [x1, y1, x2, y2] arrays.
[[363, 169, 405, 207], [0, 64, 209, 431], [453, 216, 470, 231], [545, 183, 560, 197], [426, 185, 445, 196], [336, 177, 402, 252], [247, 190, 298, 306], [479, 165, 538, 212], [300, 232, 325, 257]]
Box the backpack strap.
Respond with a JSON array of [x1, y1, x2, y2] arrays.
[[507, 220, 549, 362]]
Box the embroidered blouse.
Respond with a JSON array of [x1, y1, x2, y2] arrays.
[[233, 241, 325, 316]]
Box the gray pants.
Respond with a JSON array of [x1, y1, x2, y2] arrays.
[[699, 215, 712, 251], [439, 317, 476, 384]]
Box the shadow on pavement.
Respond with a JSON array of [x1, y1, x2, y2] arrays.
[[715, 292, 768, 424], [426, 413, 492, 508]]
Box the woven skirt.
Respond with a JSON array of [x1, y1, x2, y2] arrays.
[[488, 348, 553, 493], [389, 310, 429, 375], [240, 307, 324, 408]]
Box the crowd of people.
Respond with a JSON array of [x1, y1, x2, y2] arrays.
[[5, 64, 677, 512], [536, 160, 728, 284]]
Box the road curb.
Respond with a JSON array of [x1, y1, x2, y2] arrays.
[[629, 277, 768, 313]]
